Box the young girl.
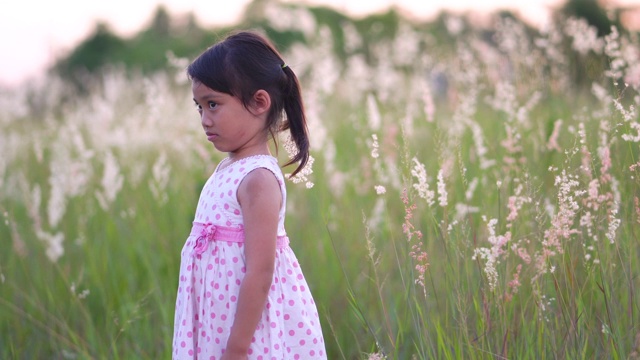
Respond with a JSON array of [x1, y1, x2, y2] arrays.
[[172, 31, 326, 359]]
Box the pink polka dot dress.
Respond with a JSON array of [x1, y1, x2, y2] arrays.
[[173, 155, 326, 359]]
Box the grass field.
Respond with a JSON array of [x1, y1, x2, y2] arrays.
[[1, 8, 640, 360]]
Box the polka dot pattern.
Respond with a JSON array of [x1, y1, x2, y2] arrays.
[[173, 155, 326, 359]]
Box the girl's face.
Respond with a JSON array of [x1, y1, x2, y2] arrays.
[[192, 81, 269, 158]]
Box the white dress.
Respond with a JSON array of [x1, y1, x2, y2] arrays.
[[172, 155, 326, 359]]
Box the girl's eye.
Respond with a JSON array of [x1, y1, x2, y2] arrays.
[[194, 103, 202, 111], [208, 102, 217, 109]]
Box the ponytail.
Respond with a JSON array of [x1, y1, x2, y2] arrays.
[[280, 66, 310, 178]]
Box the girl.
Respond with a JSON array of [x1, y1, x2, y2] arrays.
[[172, 31, 326, 360]]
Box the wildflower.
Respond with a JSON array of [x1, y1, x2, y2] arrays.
[[26, 183, 42, 229], [580, 211, 594, 237], [422, 82, 435, 123], [516, 247, 531, 264], [401, 189, 421, 241], [283, 133, 315, 188], [622, 122, 640, 142], [536, 24, 570, 91], [70, 282, 91, 299], [598, 144, 612, 184], [367, 353, 386, 360], [579, 123, 593, 177], [535, 171, 582, 279], [506, 184, 532, 224], [472, 247, 499, 291], [264, 3, 316, 38], [486, 81, 517, 121], [466, 119, 495, 169], [437, 169, 448, 207], [517, 91, 542, 126], [342, 22, 362, 53], [165, 50, 189, 72], [465, 177, 478, 201], [611, 177, 620, 210], [47, 142, 92, 227], [288, 155, 315, 189], [305, 92, 328, 151], [447, 220, 459, 233], [604, 27, 624, 79], [606, 202, 621, 243], [583, 179, 610, 211], [472, 218, 511, 291], [507, 264, 523, 294], [455, 203, 479, 221], [366, 94, 381, 131], [401, 189, 428, 289], [410, 244, 429, 288], [392, 23, 420, 67], [564, 17, 604, 55], [445, 15, 464, 35], [374, 185, 386, 195], [626, 64, 640, 88], [370, 134, 380, 159], [546, 119, 563, 151], [152, 153, 170, 197], [500, 124, 522, 154], [46, 182, 66, 228], [36, 230, 64, 263], [613, 98, 636, 122], [506, 197, 519, 223], [494, 17, 530, 56], [411, 157, 434, 206], [96, 151, 125, 211], [536, 294, 556, 322]]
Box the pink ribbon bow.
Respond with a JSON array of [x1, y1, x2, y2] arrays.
[[193, 222, 216, 256]]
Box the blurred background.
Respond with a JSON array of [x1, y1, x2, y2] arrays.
[[1, 0, 639, 87]]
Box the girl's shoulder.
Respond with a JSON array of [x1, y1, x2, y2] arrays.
[[242, 155, 284, 182], [217, 155, 283, 181]]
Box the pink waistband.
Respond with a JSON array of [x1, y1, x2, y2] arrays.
[[189, 222, 289, 256]]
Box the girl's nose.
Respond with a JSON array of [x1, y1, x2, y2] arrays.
[[201, 113, 213, 127]]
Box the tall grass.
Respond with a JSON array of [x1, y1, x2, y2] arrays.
[[1, 4, 640, 359]]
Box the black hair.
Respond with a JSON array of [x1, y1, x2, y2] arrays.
[[187, 30, 310, 177]]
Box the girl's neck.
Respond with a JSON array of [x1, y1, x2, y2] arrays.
[[227, 142, 272, 163], [217, 153, 272, 173], [227, 153, 271, 162], [227, 151, 271, 164]]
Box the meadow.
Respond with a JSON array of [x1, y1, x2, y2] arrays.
[[1, 5, 640, 359]]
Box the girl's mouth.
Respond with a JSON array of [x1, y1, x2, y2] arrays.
[[206, 132, 217, 141]]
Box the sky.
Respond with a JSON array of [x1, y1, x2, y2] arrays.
[[0, 0, 638, 87]]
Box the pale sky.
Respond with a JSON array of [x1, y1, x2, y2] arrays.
[[0, 0, 637, 87]]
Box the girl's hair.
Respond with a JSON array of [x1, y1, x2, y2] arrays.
[[187, 30, 309, 177]]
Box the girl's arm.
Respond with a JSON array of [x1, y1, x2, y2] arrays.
[[222, 168, 281, 359]]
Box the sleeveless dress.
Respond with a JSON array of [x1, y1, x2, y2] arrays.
[[172, 155, 326, 360]]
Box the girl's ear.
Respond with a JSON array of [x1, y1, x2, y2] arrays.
[[250, 89, 271, 116]]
